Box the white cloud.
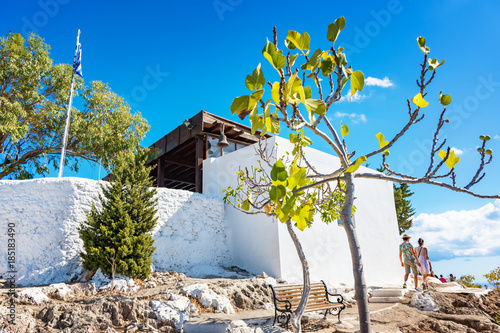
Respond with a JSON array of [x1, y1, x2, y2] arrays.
[[338, 77, 392, 103], [334, 112, 367, 124], [494, 135, 500, 141], [411, 200, 500, 261], [365, 76, 394, 88], [450, 147, 464, 155], [339, 90, 369, 103]]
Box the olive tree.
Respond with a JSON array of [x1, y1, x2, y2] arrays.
[[0, 32, 149, 179], [223, 18, 499, 333]]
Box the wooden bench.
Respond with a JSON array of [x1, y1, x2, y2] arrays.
[[269, 281, 345, 328]]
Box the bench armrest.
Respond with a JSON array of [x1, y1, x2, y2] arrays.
[[321, 280, 345, 305], [274, 297, 293, 311], [269, 285, 293, 311]]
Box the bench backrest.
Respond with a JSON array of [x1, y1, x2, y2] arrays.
[[272, 282, 329, 310]]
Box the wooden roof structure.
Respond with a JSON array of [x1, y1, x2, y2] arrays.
[[148, 110, 270, 193]]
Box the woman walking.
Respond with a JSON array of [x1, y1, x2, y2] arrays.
[[416, 238, 432, 290]]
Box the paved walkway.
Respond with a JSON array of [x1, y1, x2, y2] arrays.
[[184, 302, 401, 333]]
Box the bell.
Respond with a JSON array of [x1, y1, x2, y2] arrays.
[[217, 123, 230, 148], [216, 133, 230, 148], [207, 142, 214, 155]]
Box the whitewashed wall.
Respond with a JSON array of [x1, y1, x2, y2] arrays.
[[203, 145, 282, 278], [0, 178, 231, 286], [204, 136, 402, 287]]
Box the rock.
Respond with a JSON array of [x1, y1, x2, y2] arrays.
[[150, 299, 187, 330], [197, 289, 235, 314], [0, 306, 38, 333], [234, 291, 245, 308], [17, 288, 50, 305], [145, 281, 157, 288], [262, 277, 277, 287], [69, 282, 98, 296], [124, 322, 138, 333], [120, 299, 136, 321], [181, 283, 209, 297], [159, 326, 176, 333], [262, 303, 274, 311], [78, 270, 96, 282], [256, 272, 268, 278], [411, 292, 439, 312], [103, 327, 119, 333], [225, 320, 264, 333], [165, 293, 192, 312], [100, 277, 140, 293], [189, 303, 199, 314], [48, 282, 73, 300]]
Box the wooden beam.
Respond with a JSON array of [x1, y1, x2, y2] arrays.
[[204, 121, 220, 131], [164, 157, 195, 168], [156, 156, 164, 187], [164, 178, 195, 186], [172, 138, 196, 156], [228, 128, 244, 138], [165, 167, 195, 181], [178, 183, 195, 191]]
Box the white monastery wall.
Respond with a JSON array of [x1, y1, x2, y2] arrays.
[[0, 178, 230, 286], [203, 147, 282, 277], [204, 136, 402, 287]]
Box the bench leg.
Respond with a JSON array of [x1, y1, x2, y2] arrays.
[[274, 312, 291, 330], [324, 308, 343, 323]]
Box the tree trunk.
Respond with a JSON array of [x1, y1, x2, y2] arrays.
[[110, 257, 116, 293], [340, 173, 371, 333], [286, 219, 311, 333]]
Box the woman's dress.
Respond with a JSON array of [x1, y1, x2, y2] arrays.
[[416, 246, 431, 274]]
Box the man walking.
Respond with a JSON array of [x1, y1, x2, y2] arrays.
[[399, 234, 421, 291]]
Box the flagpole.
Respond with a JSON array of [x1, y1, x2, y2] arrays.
[[58, 29, 81, 178]]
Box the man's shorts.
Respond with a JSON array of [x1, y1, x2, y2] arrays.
[[404, 258, 418, 275]]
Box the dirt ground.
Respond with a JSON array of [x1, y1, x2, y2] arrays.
[[1, 271, 499, 333]]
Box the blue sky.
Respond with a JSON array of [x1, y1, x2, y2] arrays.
[[2, 0, 499, 279]]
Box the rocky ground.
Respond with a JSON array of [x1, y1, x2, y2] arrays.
[[368, 289, 500, 333], [0, 270, 499, 333]]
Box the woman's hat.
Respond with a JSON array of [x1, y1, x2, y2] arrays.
[[402, 234, 411, 239]]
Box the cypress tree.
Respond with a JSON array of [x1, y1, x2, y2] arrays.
[[79, 150, 158, 281], [394, 183, 415, 235], [377, 166, 416, 235]]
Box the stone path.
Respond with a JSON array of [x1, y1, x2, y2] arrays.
[[369, 288, 408, 303], [184, 302, 402, 332]]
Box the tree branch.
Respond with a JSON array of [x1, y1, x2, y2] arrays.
[[354, 172, 500, 199]]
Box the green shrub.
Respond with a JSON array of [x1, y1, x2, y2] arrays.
[[79, 150, 158, 281], [458, 275, 482, 288], [484, 267, 500, 291]]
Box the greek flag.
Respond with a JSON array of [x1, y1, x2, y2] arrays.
[[74, 44, 83, 78]]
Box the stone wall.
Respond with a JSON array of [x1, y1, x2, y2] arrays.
[[0, 178, 231, 286]]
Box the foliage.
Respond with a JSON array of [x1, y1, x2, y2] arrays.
[[394, 183, 415, 234], [79, 150, 158, 280], [0, 32, 149, 180], [458, 275, 482, 288], [377, 166, 415, 234], [484, 267, 500, 291], [224, 17, 498, 333], [222, 139, 352, 232]]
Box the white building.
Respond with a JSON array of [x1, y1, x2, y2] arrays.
[[0, 117, 402, 287], [203, 136, 402, 287]]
